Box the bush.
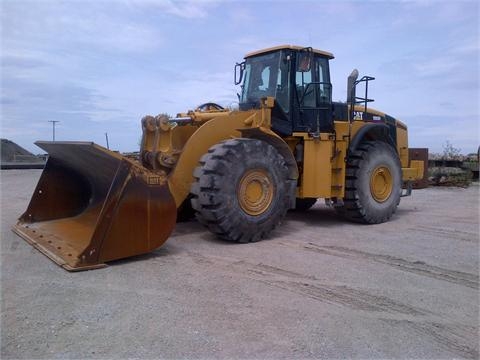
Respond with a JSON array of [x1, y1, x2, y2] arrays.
[[428, 167, 472, 187]]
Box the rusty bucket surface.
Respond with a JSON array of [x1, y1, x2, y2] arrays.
[[12, 141, 177, 271]]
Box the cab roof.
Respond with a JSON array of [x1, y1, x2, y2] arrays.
[[244, 45, 334, 59]]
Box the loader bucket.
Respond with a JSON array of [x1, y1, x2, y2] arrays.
[[12, 141, 177, 271]]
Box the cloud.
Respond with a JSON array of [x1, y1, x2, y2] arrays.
[[406, 114, 479, 154], [1, 1, 164, 55], [393, 0, 477, 27], [124, 0, 218, 19], [0, 75, 139, 153], [1, 77, 118, 122], [450, 37, 480, 55], [95, 69, 238, 117], [1, 0, 478, 155], [413, 57, 461, 78], [1, 55, 47, 70]]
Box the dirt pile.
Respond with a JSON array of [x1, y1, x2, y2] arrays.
[[1, 139, 45, 169]]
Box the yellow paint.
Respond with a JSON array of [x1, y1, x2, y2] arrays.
[[370, 166, 393, 202], [402, 160, 424, 181], [299, 137, 333, 198], [143, 96, 422, 209], [168, 110, 256, 206], [237, 169, 274, 216], [330, 139, 347, 198], [396, 127, 409, 168]]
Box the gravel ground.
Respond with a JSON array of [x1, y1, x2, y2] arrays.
[[1, 169, 479, 359]]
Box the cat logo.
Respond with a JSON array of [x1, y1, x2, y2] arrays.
[[353, 111, 364, 120]]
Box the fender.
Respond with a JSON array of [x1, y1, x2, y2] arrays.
[[239, 127, 299, 180], [168, 115, 300, 209], [349, 123, 396, 154], [168, 111, 258, 207], [240, 126, 299, 210]]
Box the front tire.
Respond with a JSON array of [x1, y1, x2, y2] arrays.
[[338, 141, 402, 224], [191, 139, 292, 243]]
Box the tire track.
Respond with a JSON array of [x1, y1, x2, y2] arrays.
[[256, 279, 424, 315], [300, 244, 479, 290], [251, 258, 478, 358], [243, 263, 427, 315], [382, 319, 479, 359], [409, 225, 478, 243], [247, 263, 317, 281], [186, 253, 427, 316]]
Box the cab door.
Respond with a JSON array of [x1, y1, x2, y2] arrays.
[[292, 53, 333, 134]]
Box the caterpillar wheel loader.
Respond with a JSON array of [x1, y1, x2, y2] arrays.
[[13, 45, 424, 271]]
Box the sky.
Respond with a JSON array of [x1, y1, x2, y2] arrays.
[[1, 0, 479, 155]]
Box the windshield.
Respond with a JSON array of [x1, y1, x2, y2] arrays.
[[240, 51, 289, 112]]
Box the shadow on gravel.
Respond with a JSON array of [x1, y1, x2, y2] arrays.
[[111, 204, 423, 259], [186, 206, 347, 246], [286, 206, 345, 227], [395, 207, 421, 216], [288, 205, 422, 227], [107, 243, 180, 268]]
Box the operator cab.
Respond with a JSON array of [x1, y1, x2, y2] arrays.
[[235, 45, 334, 136]]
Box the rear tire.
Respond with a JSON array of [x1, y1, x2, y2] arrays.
[[338, 141, 402, 224], [191, 139, 291, 243]]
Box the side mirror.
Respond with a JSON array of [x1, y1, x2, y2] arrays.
[[234, 62, 245, 85]]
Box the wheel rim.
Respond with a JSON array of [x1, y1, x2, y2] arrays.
[[238, 169, 274, 216], [370, 166, 393, 203]]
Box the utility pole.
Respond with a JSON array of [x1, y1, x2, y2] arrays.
[[105, 132, 110, 150], [48, 120, 59, 141]]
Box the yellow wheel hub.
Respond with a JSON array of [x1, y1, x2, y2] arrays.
[[238, 169, 274, 216], [370, 166, 393, 203]]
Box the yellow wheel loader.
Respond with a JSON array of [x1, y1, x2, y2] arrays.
[[13, 45, 424, 271]]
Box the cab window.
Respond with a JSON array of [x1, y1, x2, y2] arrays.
[[296, 55, 331, 108]]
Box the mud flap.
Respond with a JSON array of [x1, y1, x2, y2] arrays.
[[12, 141, 177, 271]]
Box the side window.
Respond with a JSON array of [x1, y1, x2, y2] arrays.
[[296, 69, 312, 87], [259, 67, 270, 91], [242, 63, 251, 100], [296, 56, 331, 108], [296, 64, 314, 107], [250, 60, 278, 97], [275, 55, 290, 113], [315, 58, 331, 103]]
